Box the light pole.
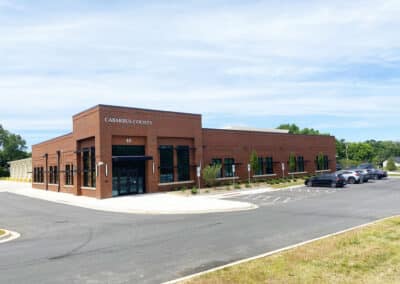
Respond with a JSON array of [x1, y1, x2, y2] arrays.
[[345, 143, 349, 166]]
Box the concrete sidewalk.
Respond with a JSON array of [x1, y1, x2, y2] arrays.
[[0, 181, 257, 214]]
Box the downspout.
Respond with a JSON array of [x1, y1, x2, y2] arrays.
[[44, 153, 48, 191], [57, 150, 61, 192]]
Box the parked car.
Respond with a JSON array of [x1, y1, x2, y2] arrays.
[[305, 173, 346, 188], [354, 169, 369, 182], [336, 170, 363, 184], [358, 163, 386, 180]]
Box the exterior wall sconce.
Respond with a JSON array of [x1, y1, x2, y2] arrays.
[[126, 137, 132, 144]]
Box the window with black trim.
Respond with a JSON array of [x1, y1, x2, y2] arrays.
[[323, 155, 329, 170], [159, 145, 174, 183], [224, 158, 235, 177], [211, 158, 222, 178], [65, 164, 74, 185], [177, 146, 190, 181], [256, 157, 264, 175], [49, 166, 54, 184], [265, 157, 274, 174], [83, 147, 96, 187], [297, 156, 305, 172]]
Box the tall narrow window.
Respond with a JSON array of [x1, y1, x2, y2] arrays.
[[54, 166, 58, 184], [224, 158, 235, 177], [265, 157, 274, 174], [159, 145, 174, 183], [39, 167, 43, 183], [90, 147, 96, 187], [323, 155, 329, 170], [33, 168, 37, 182], [256, 157, 264, 175], [211, 158, 222, 178], [65, 164, 74, 185], [177, 146, 190, 181], [49, 166, 54, 184], [297, 156, 305, 172], [83, 147, 96, 187]]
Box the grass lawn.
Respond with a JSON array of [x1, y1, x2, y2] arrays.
[[185, 216, 400, 284], [0, 229, 5, 236]]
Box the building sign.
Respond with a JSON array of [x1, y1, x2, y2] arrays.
[[104, 117, 153, 126]]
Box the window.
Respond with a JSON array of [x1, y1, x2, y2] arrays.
[[265, 157, 274, 174], [316, 155, 329, 170], [211, 158, 222, 178], [297, 156, 305, 172], [33, 167, 43, 183], [177, 146, 190, 181], [65, 164, 74, 185], [49, 166, 54, 184], [256, 157, 264, 175], [39, 167, 44, 183], [323, 155, 329, 170], [54, 166, 58, 184], [49, 166, 58, 184], [224, 158, 235, 177], [159, 145, 174, 183], [83, 147, 96, 187]]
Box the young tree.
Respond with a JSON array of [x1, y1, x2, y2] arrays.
[[317, 152, 324, 170], [0, 124, 30, 177], [289, 153, 296, 172], [249, 150, 259, 174]]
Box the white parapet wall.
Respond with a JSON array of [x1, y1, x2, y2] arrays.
[[7, 158, 32, 181]]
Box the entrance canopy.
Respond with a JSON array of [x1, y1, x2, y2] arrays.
[[112, 156, 153, 162]]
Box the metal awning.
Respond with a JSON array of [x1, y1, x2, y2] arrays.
[[112, 156, 153, 162]]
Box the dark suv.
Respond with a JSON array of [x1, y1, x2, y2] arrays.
[[305, 173, 346, 188]]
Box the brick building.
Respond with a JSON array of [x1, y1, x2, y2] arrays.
[[32, 105, 336, 199]]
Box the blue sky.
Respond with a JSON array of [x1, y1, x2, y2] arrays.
[[0, 0, 399, 149]]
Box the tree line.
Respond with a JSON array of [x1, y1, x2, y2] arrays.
[[0, 124, 30, 177], [277, 124, 400, 168]]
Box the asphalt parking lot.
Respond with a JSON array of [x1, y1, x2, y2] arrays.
[[0, 178, 399, 284], [229, 179, 384, 207]]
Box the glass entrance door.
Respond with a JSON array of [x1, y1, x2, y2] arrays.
[[112, 160, 145, 196]]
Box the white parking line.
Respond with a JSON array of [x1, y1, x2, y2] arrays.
[[272, 197, 281, 203], [262, 196, 273, 201], [283, 197, 291, 203]]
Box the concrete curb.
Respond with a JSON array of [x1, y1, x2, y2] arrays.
[[2, 187, 258, 215], [215, 184, 305, 199], [163, 215, 400, 284], [0, 229, 21, 244]]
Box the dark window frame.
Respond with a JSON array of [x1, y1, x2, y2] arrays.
[[159, 145, 174, 183], [83, 147, 96, 187], [211, 158, 223, 178], [223, 158, 235, 177], [176, 146, 190, 182], [265, 157, 274, 174]]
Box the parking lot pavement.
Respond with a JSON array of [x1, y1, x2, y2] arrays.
[[228, 179, 392, 207]]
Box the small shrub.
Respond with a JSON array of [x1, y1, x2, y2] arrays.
[[191, 187, 198, 195], [245, 183, 251, 188], [234, 184, 241, 189], [386, 158, 397, 171], [202, 164, 222, 187]]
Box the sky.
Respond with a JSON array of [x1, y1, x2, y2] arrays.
[[0, 0, 399, 149]]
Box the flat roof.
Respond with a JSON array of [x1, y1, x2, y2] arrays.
[[222, 126, 290, 134], [73, 104, 202, 118]]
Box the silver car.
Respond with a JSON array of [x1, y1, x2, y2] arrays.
[[336, 170, 363, 184]]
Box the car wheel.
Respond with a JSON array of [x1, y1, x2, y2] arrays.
[[373, 175, 378, 180], [307, 181, 312, 187], [331, 182, 336, 188], [348, 177, 356, 184]]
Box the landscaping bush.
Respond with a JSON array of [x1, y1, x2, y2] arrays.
[[202, 164, 222, 187], [234, 184, 241, 190], [191, 187, 198, 195], [386, 158, 397, 171]]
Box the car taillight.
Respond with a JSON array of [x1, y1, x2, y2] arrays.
[[355, 173, 360, 176]]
